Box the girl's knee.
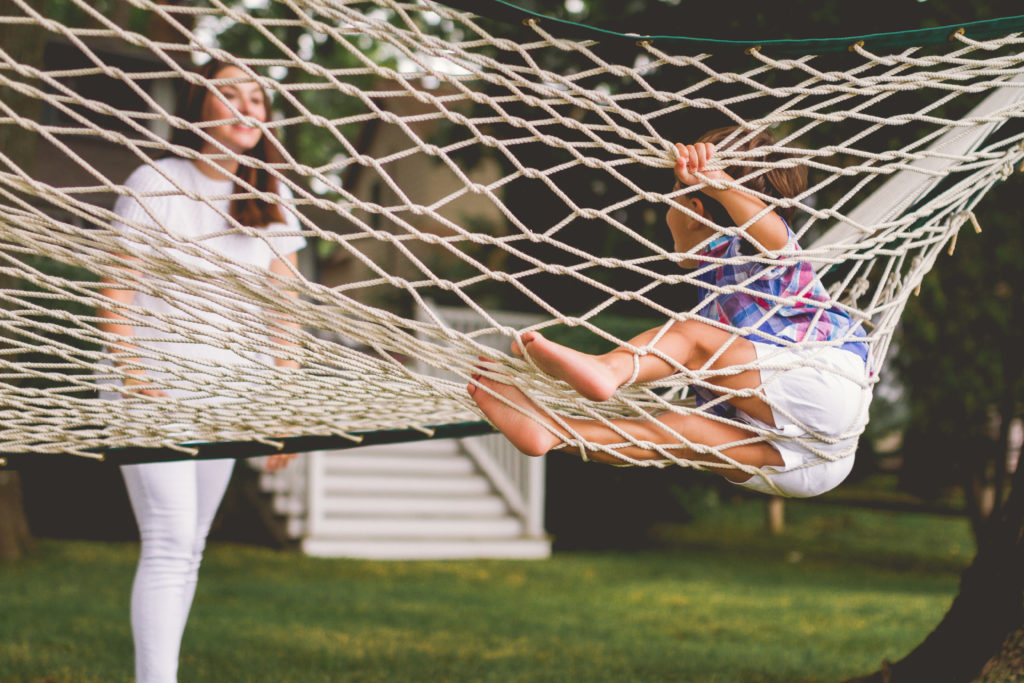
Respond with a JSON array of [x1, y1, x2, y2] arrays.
[[667, 318, 735, 369]]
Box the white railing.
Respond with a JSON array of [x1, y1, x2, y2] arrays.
[[414, 300, 547, 539], [254, 449, 309, 538]]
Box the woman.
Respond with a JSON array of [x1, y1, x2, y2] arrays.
[[97, 60, 305, 683]]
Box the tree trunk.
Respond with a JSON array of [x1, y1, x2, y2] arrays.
[[845, 441, 1024, 683], [975, 625, 1024, 683], [0, 0, 46, 562], [0, 471, 33, 561]]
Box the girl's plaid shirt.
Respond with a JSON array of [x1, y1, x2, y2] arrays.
[[694, 230, 868, 361]]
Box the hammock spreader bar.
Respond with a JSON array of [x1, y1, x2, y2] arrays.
[[0, 421, 497, 469], [442, 0, 1024, 56]]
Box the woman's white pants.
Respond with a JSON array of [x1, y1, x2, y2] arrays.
[[121, 458, 235, 683]]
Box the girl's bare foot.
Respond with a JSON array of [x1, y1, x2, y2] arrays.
[[467, 375, 563, 457], [512, 331, 623, 402]]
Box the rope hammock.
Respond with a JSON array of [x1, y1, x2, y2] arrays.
[[1, 1, 1023, 490]]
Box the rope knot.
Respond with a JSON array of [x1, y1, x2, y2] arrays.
[[848, 278, 870, 303]]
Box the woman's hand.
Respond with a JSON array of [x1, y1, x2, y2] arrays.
[[122, 374, 168, 399], [264, 451, 298, 472]]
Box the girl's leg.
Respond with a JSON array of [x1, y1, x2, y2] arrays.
[[468, 375, 782, 481], [511, 329, 628, 402], [515, 320, 775, 425], [176, 458, 235, 647], [122, 460, 200, 683]]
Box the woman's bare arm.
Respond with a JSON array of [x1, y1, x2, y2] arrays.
[[265, 251, 302, 471], [97, 256, 165, 396], [267, 252, 301, 370]]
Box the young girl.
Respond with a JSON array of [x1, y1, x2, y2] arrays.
[[97, 61, 304, 682], [468, 127, 871, 498]]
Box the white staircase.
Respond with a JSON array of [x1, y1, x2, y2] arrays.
[[259, 437, 551, 560], [257, 300, 552, 560]]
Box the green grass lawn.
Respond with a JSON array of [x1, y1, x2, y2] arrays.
[[0, 499, 974, 683]]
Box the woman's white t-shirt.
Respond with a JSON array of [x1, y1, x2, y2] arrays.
[[108, 156, 306, 397]]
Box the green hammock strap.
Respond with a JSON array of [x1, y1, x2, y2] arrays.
[[441, 0, 1024, 56]]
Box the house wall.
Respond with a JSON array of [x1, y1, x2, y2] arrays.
[[314, 80, 506, 313]]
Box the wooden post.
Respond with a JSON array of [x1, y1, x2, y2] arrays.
[[766, 496, 785, 535]]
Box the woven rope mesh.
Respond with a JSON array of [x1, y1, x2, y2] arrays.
[[1, 1, 1023, 483]]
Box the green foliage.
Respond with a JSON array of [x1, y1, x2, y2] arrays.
[[211, 3, 396, 182], [0, 500, 972, 682], [893, 172, 1024, 497], [42, 0, 153, 34]]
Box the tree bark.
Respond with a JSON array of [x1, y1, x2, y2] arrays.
[[0, 0, 46, 563], [975, 625, 1024, 683], [0, 471, 33, 561], [845, 443, 1024, 682]]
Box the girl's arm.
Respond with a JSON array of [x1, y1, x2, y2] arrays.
[[97, 257, 166, 397], [675, 142, 789, 251]]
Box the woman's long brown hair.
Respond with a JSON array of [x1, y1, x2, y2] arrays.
[[167, 60, 286, 228]]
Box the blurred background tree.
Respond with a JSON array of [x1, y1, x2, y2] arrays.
[[896, 173, 1024, 535]]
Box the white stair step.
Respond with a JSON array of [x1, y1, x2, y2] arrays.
[[272, 495, 303, 517], [321, 495, 508, 517], [259, 474, 291, 493], [322, 474, 493, 496], [323, 454, 476, 476], [286, 517, 305, 538], [302, 537, 551, 560], [332, 440, 462, 458], [311, 516, 524, 539]]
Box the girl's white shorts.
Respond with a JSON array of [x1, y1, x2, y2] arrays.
[[731, 342, 872, 498]]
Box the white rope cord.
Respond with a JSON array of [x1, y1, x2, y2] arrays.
[[1, 1, 1023, 491]]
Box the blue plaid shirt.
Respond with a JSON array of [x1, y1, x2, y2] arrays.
[[691, 230, 868, 416]]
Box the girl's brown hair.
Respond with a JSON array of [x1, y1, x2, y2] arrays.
[[693, 126, 806, 226], [168, 60, 285, 228]]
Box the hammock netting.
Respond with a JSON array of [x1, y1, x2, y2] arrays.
[[1, 0, 1023, 485]]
